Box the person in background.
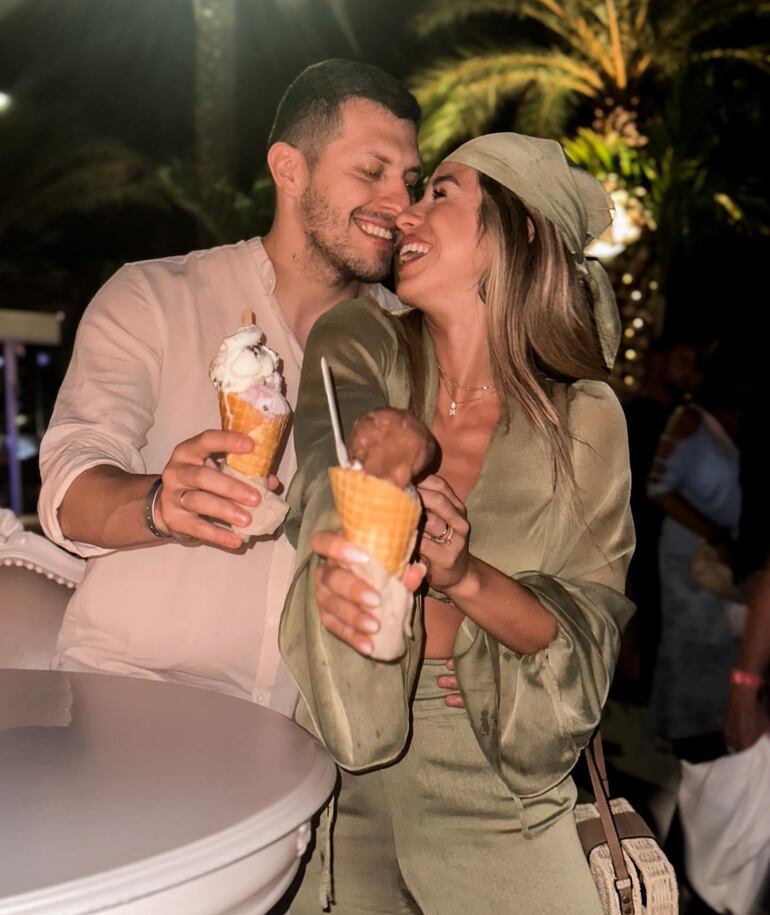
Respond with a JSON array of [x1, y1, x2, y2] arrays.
[[647, 346, 747, 760], [726, 384, 770, 752], [622, 338, 701, 697], [37, 59, 421, 716]]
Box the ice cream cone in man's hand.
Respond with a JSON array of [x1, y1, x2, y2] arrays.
[[209, 311, 291, 539], [325, 408, 435, 661]]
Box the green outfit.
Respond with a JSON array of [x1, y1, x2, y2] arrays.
[[279, 298, 635, 913]]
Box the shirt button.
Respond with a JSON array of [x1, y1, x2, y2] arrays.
[[256, 693, 266, 705]]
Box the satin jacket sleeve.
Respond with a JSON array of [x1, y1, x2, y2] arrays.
[[454, 380, 635, 797], [279, 298, 422, 770]]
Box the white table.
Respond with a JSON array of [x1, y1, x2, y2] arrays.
[[0, 669, 336, 914]]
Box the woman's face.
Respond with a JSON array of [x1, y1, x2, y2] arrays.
[[395, 162, 489, 311]]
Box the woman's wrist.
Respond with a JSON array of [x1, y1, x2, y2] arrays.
[[443, 556, 482, 607], [730, 668, 764, 690]]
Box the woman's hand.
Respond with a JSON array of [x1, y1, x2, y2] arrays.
[[312, 530, 426, 656], [349, 408, 436, 488], [417, 475, 472, 594]]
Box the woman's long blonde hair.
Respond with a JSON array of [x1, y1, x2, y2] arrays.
[[397, 173, 608, 491], [478, 173, 607, 487]]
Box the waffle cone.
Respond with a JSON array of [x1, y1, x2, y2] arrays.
[[218, 391, 290, 478], [329, 467, 421, 577]]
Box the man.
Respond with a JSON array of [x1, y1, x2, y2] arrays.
[[38, 59, 421, 715]]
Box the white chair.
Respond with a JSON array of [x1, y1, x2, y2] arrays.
[[0, 509, 85, 670]]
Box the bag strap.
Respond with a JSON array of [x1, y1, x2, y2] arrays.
[[585, 732, 635, 915]]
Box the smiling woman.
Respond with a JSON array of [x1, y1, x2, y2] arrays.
[[280, 133, 635, 913]]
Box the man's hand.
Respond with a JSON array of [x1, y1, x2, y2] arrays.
[[437, 658, 464, 709], [349, 408, 435, 488], [156, 430, 277, 550]]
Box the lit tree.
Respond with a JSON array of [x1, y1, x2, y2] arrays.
[[411, 0, 770, 164]]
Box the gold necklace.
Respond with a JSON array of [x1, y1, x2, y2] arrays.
[[436, 363, 497, 417]]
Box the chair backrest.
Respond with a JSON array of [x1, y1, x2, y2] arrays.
[[0, 509, 85, 670]]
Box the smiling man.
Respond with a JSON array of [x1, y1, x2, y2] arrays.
[[38, 59, 421, 715]]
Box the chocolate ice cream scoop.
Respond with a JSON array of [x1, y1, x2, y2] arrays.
[[349, 408, 435, 489]]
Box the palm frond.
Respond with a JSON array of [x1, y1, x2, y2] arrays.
[[157, 162, 274, 245], [693, 46, 770, 74], [412, 0, 518, 37], [412, 49, 603, 163], [514, 81, 580, 136]]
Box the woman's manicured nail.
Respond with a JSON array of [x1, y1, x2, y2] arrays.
[[362, 591, 381, 608], [362, 617, 380, 633], [345, 547, 370, 564]]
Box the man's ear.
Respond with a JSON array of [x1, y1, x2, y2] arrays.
[[266, 141, 308, 199]]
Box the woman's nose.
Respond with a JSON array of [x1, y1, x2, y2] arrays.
[[395, 203, 423, 232]]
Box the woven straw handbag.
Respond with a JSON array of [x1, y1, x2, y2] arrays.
[[574, 734, 678, 915]]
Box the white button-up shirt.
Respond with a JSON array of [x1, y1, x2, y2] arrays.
[[39, 237, 401, 715]]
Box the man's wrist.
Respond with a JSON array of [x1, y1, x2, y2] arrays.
[[144, 477, 171, 539]]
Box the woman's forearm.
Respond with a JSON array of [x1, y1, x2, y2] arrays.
[[444, 556, 557, 654]]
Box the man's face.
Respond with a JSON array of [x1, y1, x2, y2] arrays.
[[300, 98, 421, 284]]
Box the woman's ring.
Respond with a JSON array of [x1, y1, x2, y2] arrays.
[[433, 522, 454, 545]]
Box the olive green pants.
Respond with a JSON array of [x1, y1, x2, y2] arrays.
[[291, 661, 602, 914]]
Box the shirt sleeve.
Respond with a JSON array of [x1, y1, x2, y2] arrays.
[[279, 299, 422, 770], [38, 265, 164, 556], [454, 380, 636, 797]]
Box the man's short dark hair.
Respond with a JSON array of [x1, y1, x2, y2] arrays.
[[268, 59, 421, 165]]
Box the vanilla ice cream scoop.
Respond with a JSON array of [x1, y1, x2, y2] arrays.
[[209, 324, 282, 393]]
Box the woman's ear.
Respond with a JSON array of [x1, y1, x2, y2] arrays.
[[526, 217, 536, 243], [266, 141, 308, 199]]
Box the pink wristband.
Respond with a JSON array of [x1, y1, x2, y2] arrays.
[[730, 669, 764, 689]]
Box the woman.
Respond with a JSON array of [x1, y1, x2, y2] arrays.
[[648, 347, 746, 759], [280, 133, 635, 913]]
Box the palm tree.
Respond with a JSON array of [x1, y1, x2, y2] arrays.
[[192, 0, 237, 186], [411, 0, 770, 164]]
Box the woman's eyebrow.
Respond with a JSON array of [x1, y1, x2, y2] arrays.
[[431, 174, 461, 189]]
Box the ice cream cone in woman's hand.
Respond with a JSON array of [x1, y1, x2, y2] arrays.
[[329, 467, 421, 578], [327, 408, 435, 660], [209, 310, 291, 538]]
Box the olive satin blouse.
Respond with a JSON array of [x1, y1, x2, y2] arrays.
[[279, 297, 635, 803]]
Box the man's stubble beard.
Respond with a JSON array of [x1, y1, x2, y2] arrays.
[[300, 185, 391, 286]]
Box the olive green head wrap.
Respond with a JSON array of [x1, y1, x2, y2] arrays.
[[444, 132, 621, 370]]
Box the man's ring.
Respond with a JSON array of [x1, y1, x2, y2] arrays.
[[433, 522, 454, 545], [179, 489, 193, 511]]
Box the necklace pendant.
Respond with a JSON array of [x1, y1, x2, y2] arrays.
[[449, 400, 457, 417]]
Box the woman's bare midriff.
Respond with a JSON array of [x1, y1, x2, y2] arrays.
[[423, 394, 499, 659]]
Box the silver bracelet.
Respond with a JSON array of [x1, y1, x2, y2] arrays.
[[144, 477, 169, 539]]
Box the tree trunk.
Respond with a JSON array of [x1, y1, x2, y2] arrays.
[[193, 0, 237, 186]]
